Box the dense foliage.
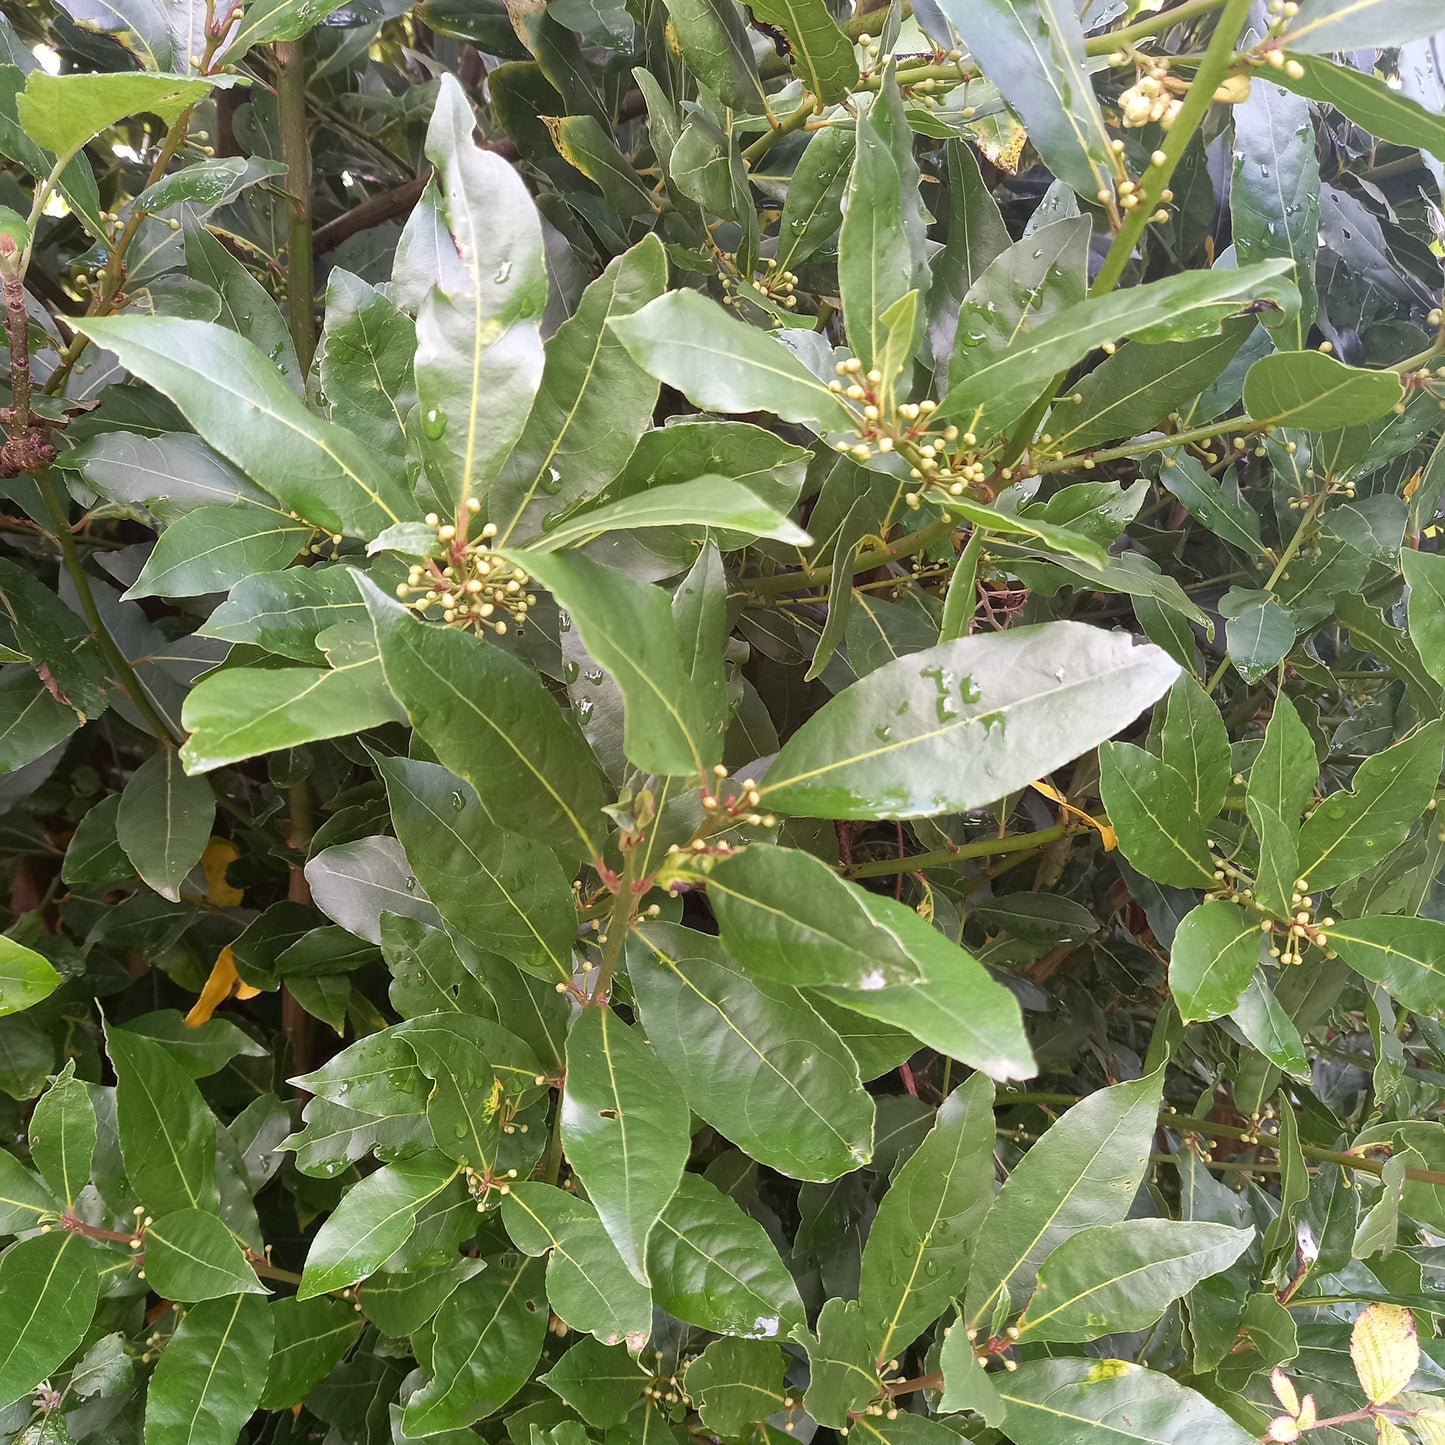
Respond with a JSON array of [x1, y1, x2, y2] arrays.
[[2, 0, 1445, 1441]]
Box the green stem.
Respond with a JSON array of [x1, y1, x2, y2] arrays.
[[35, 467, 179, 743], [1093, 0, 1251, 296], [842, 823, 1088, 879], [589, 852, 641, 1004], [1083, 0, 1230, 55], [1032, 419, 1267, 474], [742, 516, 955, 597], [276, 39, 316, 372]]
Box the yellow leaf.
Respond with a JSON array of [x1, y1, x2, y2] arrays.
[[1031, 779, 1117, 851], [1376, 1416, 1410, 1445], [185, 946, 259, 1028], [201, 839, 244, 907], [1350, 1303, 1418, 1404]]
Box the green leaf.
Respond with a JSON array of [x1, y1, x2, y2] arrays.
[[808, 890, 1033, 1079], [415, 75, 547, 516], [775, 125, 855, 274], [376, 753, 577, 983], [704, 845, 925, 988], [950, 220, 1089, 388], [221, 0, 353, 50], [1283, 0, 1444, 54], [610, 291, 852, 432], [1276, 53, 1445, 162], [794, 1298, 880, 1428], [359, 577, 604, 861], [1243, 349, 1404, 429], [1295, 720, 1445, 889], [29, 1062, 95, 1208], [143, 1208, 265, 1301], [627, 923, 874, 1180], [259, 1296, 364, 1410], [646, 1172, 805, 1339], [541, 1336, 651, 1427], [684, 1337, 784, 1437], [298, 1153, 457, 1298], [490, 235, 666, 545], [1170, 901, 1263, 1023], [183, 214, 299, 392], [939, 1325, 1006, 1421], [517, 550, 724, 776], [0, 1149, 60, 1235], [561, 1006, 690, 1285], [965, 1071, 1163, 1326], [57, 432, 274, 523], [125, 506, 310, 602], [77, 316, 418, 539], [16, 71, 209, 159], [144, 1292, 273, 1445], [1247, 695, 1317, 825], [840, 66, 927, 372], [200, 564, 370, 664], [502, 1182, 653, 1343], [1159, 454, 1266, 558], [292, 1024, 429, 1118], [1099, 741, 1218, 888], [936, 262, 1294, 441], [764, 622, 1179, 821], [930, 0, 1114, 199], [1326, 915, 1445, 1015], [859, 1073, 996, 1362], [1402, 549, 1445, 690], [997, 1358, 1259, 1445], [1161, 676, 1231, 823], [403, 1028, 502, 1173], [179, 655, 405, 773], [528, 475, 810, 552], [115, 746, 215, 901], [1044, 325, 1248, 456], [750, 0, 855, 101], [1231, 77, 1319, 348], [106, 1021, 218, 1215], [318, 268, 416, 461], [0, 935, 62, 1019], [1017, 1219, 1253, 1343], [0, 1232, 99, 1410], [404, 1256, 548, 1433], [652, 0, 761, 111]]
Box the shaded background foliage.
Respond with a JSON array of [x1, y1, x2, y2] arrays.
[[1, 0, 1445, 1443]]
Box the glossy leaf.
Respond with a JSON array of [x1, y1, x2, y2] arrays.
[[115, 746, 215, 901], [318, 268, 416, 461], [1277, 53, 1445, 161], [1327, 915, 1445, 1015], [0, 936, 62, 1020], [610, 291, 853, 431], [859, 1073, 995, 1361], [764, 623, 1179, 821], [1097, 743, 1216, 888], [107, 1022, 218, 1215], [124, 505, 309, 601], [78, 316, 418, 539], [143, 1208, 264, 1301], [0, 1232, 99, 1410], [647, 1172, 805, 1339], [1243, 350, 1405, 430], [561, 1005, 690, 1283], [1017, 1219, 1253, 1342], [144, 1293, 273, 1445], [17, 71, 208, 159], [518, 550, 724, 776], [1295, 720, 1445, 888], [402, 1257, 547, 1435], [29, 1062, 95, 1207], [491, 235, 666, 545], [964, 1071, 1163, 1325], [297, 1153, 458, 1298], [627, 923, 874, 1181], [1283, 0, 1444, 54], [1170, 901, 1262, 1023], [259, 1297, 365, 1411], [998, 1358, 1259, 1445]]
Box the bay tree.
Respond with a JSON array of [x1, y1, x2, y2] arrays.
[[0, 0, 1443, 1441]]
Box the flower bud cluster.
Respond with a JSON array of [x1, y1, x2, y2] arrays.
[[394, 506, 535, 635]]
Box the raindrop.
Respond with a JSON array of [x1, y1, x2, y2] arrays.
[[422, 407, 448, 440], [495, 260, 513, 283], [450, 790, 466, 811], [577, 698, 595, 722], [563, 660, 580, 684]]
